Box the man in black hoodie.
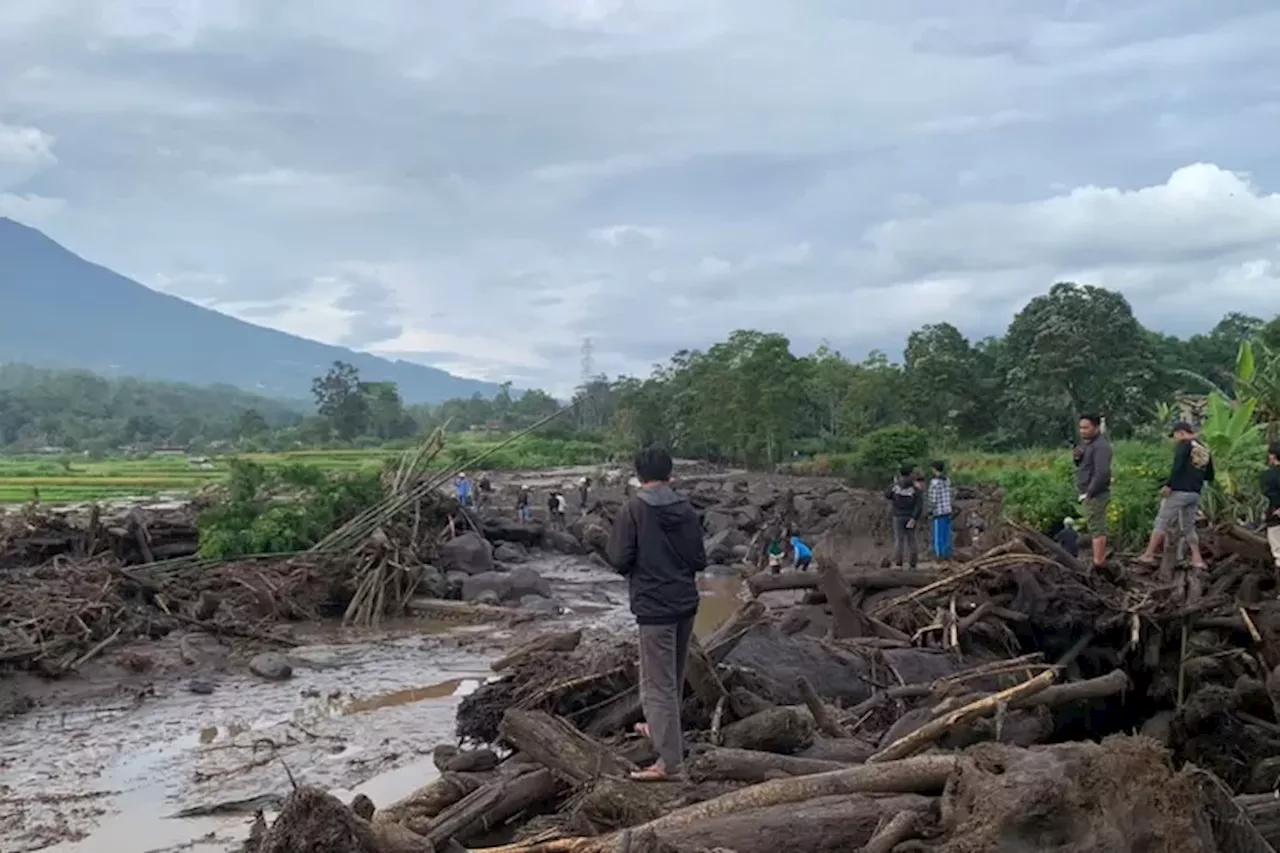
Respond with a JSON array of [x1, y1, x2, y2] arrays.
[[607, 446, 707, 780], [885, 465, 924, 568], [1265, 443, 1280, 571]]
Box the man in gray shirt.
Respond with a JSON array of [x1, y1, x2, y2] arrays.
[[1073, 413, 1113, 570]]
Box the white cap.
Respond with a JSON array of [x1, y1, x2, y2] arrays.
[[1063, 517, 1075, 527]]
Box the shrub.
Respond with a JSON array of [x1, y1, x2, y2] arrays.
[[844, 426, 930, 487]]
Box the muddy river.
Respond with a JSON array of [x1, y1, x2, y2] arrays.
[[0, 557, 746, 853]]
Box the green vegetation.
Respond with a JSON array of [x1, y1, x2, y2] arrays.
[[196, 461, 385, 560], [0, 434, 609, 503]]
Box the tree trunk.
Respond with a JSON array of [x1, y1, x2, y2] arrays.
[[688, 746, 850, 783], [499, 710, 635, 784]]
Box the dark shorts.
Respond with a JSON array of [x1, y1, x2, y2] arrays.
[[1083, 494, 1110, 537]]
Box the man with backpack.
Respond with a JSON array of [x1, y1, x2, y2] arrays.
[[1138, 421, 1215, 569]]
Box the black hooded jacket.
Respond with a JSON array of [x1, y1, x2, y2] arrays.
[[606, 484, 707, 625]]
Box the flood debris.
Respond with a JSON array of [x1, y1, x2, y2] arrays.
[[239, 501, 1280, 853]]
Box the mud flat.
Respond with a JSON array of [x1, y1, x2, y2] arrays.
[[0, 553, 746, 853]]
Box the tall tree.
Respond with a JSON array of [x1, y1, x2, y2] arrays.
[[1000, 282, 1156, 443], [902, 322, 978, 438], [311, 361, 370, 440]]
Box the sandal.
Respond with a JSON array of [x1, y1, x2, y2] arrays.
[[629, 764, 682, 782]]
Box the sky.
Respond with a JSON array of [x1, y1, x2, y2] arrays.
[[4, 1, 1280, 396]]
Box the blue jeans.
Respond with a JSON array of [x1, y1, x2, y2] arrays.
[[932, 515, 953, 559]]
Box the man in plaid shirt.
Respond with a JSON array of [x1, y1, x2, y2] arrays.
[[928, 461, 954, 561]]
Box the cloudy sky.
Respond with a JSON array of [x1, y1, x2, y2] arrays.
[[4, 1, 1280, 394]]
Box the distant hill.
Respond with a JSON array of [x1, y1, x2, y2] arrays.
[[0, 218, 502, 403]]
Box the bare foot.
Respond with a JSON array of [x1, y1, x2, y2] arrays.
[[629, 763, 681, 782], [634, 722, 650, 739]]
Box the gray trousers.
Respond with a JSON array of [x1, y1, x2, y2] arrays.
[[638, 616, 695, 772], [1154, 490, 1201, 546], [892, 516, 919, 567]]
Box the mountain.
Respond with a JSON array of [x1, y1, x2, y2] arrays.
[[0, 218, 502, 403]]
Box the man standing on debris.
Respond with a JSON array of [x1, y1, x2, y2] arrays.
[[1264, 443, 1280, 570], [455, 473, 473, 507], [606, 446, 706, 781], [546, 491, 560, 528], [477, 474, 492, 508], [886, 465, 924, 568], [927, 460, 954, 562], [578, 476, 590, 510], [1074, 414, 1113, 570], [1138, 422, 1214, 569], [516, 486, 532, 523]]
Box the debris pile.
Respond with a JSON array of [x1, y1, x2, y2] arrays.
[[242, 519, 1280, 853], [0, 499, 202, 568]]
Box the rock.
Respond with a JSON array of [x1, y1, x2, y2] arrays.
[[705, 529, 738, 563], [462, 567, 550, 603], [462, 572, 515, 603], [493, 542, 529, 564], [187, 677, 216, 695], [507, 567, 552, 599], [417, 565, 449, 597], [544, 529, 586, 555], [704, 510, 737, 535], [731, 544, 749, 560], [438, 531, 495, 575], [475, 589, 503, 606], [521, 596, 562, 616], [704, 564, 736, 576], [794, 495, 816, 518], [482, 522, 543, 546], [180, 634, 229, 669], [249, 652, 294, 681], [735, 504, 763, 529]]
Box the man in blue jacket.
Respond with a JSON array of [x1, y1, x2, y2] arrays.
[[606, 446, 707, 781]]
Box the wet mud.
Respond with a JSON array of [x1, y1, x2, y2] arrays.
[[0, 556, 746, 853]]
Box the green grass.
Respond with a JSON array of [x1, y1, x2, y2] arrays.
[[0, 434, 611, 503]]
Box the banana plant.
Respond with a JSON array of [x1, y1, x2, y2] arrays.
[[1199, 389, 1268, 521], [1234, 340, 1280, 440]]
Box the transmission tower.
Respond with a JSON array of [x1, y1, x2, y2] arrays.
[[580, 337, 595, 387]]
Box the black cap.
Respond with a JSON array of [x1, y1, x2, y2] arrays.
[[1170, 421, 1195, 435]]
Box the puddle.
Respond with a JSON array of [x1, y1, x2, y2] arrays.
[[695, 573, 746, 639]]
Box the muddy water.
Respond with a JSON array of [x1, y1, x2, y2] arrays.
[[1, 557, 746, 853]]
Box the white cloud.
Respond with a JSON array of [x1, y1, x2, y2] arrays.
[[0, 192, 64, 224], [4, 2, 1280, 390]]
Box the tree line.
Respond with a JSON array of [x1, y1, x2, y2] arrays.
[[2, 282, 1277, 459]]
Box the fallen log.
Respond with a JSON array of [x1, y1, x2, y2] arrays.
[[862, 809, 923, 853], [425, 768, 560, 848], [867, 670, 1055, 763], [376, 773, 490, 834], [749, 569, 937, 596], [721, 706, 815, 754], [797, 676, 848, 738], [499, 709, 635, 784], [688, 746, 850, 782], [491, 630, 582, 672]]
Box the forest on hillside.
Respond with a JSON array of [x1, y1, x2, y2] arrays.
[[2, 283, 1278, 459]]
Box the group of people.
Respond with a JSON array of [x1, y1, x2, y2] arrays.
[[1050, 414, 1280, 573], [884, 460, 958, 569], [462, 473, 593, 529]]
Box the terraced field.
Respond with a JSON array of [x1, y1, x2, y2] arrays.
[[0, 436, 611, 503]]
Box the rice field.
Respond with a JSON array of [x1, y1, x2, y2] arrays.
[[0, 436, 611, 504]]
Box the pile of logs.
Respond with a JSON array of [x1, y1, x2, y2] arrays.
[[0, 499, 201, 568], [242, 518, 1280, 852]]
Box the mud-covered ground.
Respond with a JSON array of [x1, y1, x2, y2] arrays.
[[0, 554, 745, 853]]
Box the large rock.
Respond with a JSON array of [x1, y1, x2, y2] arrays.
[[439, 531, 495, 575], [705, 528, 745, 563], [493, 542, 529, 564], [461, 568, 551, 604], [482, 522, 543, 546], [704, 510, 738, 536], [544, 529, 587, 555], [249, 652, 293, 681]]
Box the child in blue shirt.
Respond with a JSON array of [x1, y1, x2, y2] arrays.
[[790, 534, 813, 571]]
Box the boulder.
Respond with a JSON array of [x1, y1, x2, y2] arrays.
[[493, 542, 529, 564], [704, 510, 738, 536], [507, 567, 553, 599], [544, 529, 587, 555], [482, 522, 543, 546], [735, 504, 763, 529], [438, 531, 495, 575], [705, 528, 742, 563], [249, 652, 294, 681], [461, 568, 551, 604]]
